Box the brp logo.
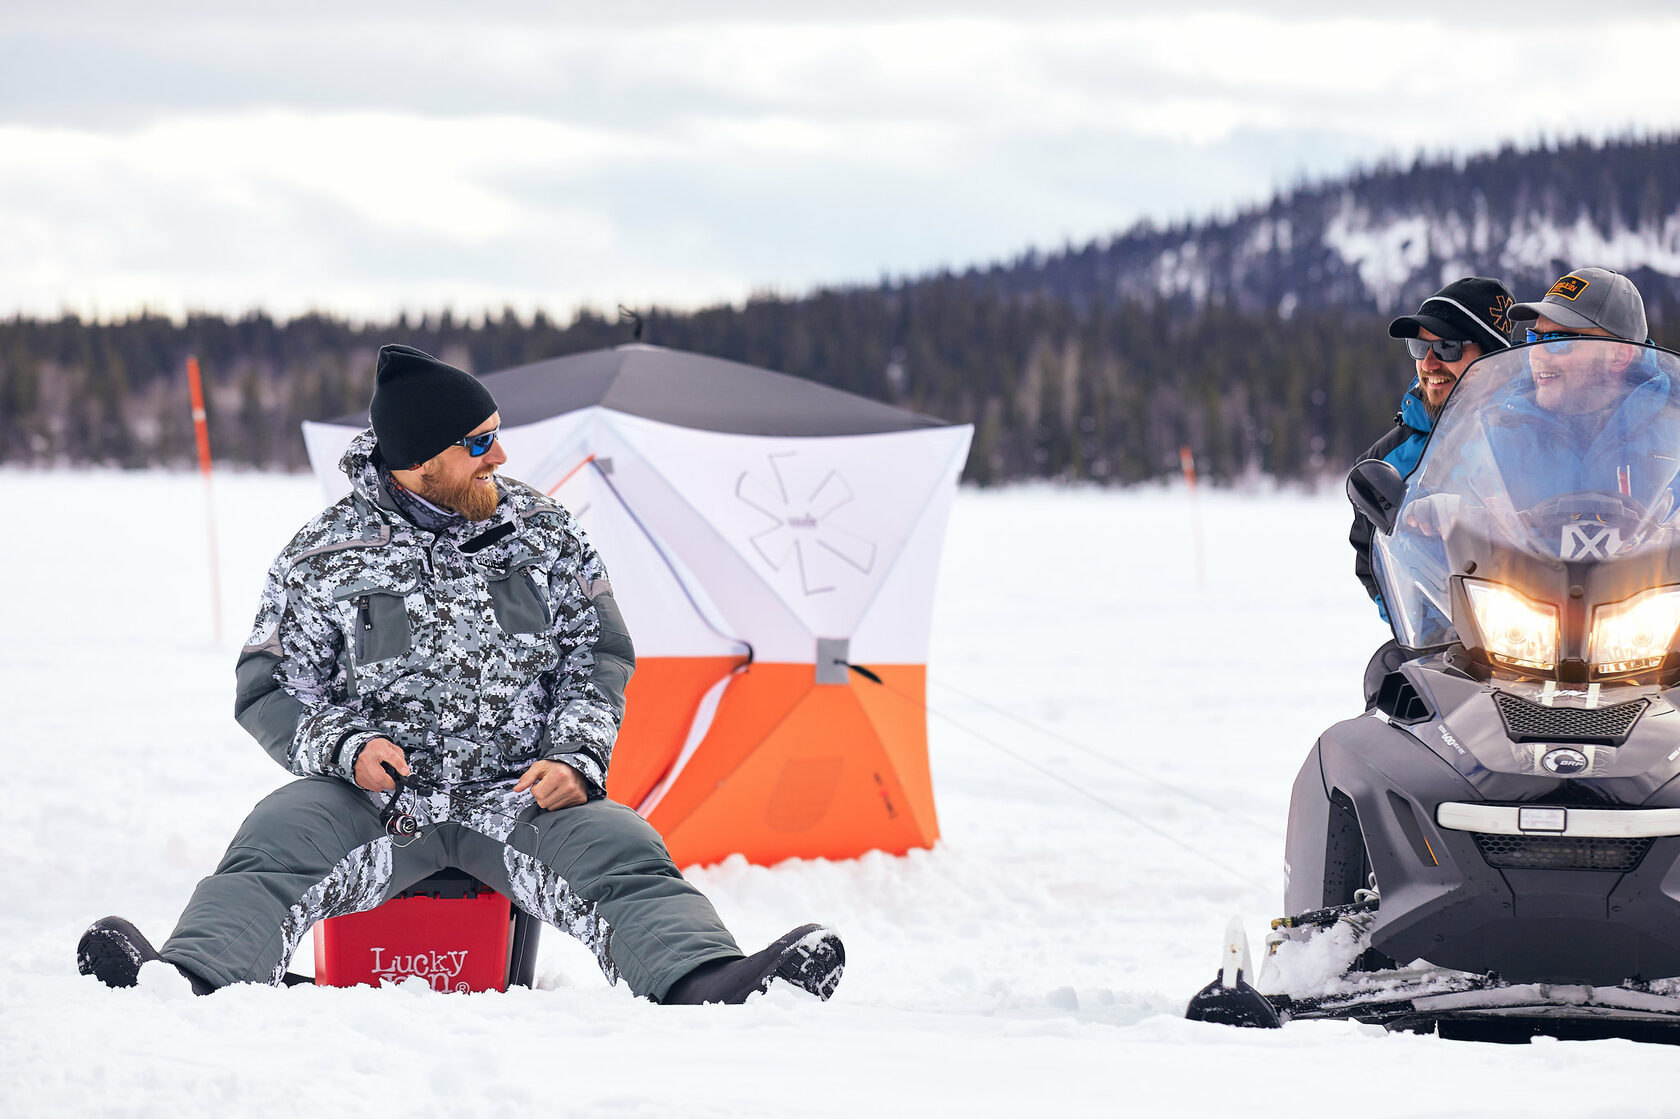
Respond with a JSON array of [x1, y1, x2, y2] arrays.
[[1541, 748, 1590, 775], [1560, 523, 1620, 560]]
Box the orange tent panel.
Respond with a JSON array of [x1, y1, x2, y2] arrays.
[[606, 655, 744, 809], [635, 663, 813, 830], [648, 664, 939, 867], [848, 665, 936, 840]]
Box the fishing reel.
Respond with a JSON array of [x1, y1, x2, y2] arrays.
[[379, 762, 423, 840]]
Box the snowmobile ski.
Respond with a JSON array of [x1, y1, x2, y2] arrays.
[[1184, 916, 1280, 1029]]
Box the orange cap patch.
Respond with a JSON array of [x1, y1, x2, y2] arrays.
[[1548, 275, 1589, 301], [1489, 293, 1513, 333]]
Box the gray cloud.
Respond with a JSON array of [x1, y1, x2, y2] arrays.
[[0, 5, 1675, 319]]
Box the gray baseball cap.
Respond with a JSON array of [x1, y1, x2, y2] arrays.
[[1508, 267, 1648, 342]]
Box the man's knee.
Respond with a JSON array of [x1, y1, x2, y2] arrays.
[[224, 777, 379, 869], [533, 800, 679, 880]]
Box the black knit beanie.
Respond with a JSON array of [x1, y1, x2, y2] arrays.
[[369, 344, 497, 468]]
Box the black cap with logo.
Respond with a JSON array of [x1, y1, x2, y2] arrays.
[[1388, 277, 1516, 352]]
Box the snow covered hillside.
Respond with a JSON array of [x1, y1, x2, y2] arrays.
[[992, 136, 1680, 318], [5, 472, 1680, 1117]]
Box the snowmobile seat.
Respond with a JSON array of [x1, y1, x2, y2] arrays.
[[311, 869, 541, 992]]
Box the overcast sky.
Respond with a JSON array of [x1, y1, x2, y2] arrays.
[[2, 2, 1677, 322]]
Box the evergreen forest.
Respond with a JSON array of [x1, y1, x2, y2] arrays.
[[2, 135, 1675, 486]]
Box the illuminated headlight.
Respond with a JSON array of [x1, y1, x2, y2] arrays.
[[1465, 581, 1558, 672], [1590, 587, 1680, 676]]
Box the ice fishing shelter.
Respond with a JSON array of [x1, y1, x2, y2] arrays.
[[302, 344, 972, 867]]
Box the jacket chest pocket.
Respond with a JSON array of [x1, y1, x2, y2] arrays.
[[332, 575, 419, 664], [486, 560, 551, 636]]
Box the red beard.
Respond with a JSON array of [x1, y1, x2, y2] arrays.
[[418, 467, 499, 521]]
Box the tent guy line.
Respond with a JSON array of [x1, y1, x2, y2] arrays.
[[858, 669, 1271, 893], [931, 678, 1282, 840]]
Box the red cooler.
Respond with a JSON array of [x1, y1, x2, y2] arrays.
[[312, 870, 541, 992]]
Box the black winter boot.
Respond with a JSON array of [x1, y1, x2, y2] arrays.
[[662, 924, 845, 1005], [77, 916, 161, 988], [77, 916, 215, 994]]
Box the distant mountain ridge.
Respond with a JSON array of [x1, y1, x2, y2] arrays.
[[963, 135, 1680, 326]]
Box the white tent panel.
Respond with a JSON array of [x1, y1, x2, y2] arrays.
[[301, 421, 362, 504], [547, 451, 746, 660], [603, 412, 964, 655], [492, 409, 597, 495], [848, 427, 972, 663], [594, 413, 815, 661]]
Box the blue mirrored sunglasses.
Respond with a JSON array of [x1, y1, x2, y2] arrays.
[[1525, 328, 1591, 352], [455, 427, 500, 456]]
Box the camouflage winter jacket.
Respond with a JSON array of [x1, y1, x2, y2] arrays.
[[234, 429, 634, 794]]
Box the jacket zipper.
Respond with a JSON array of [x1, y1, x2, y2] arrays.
[[354, 595, 372, 660], [525, 568, 551, 626]]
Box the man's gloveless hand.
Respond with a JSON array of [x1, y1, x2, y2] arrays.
[[515, 760, 589, 811], [354, 738, 410, 791], [1403, 492, 1461, 538]]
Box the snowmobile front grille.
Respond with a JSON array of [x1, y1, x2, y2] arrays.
[[1472, 832, 1653, 872], [1491, 694, 1647, 746]]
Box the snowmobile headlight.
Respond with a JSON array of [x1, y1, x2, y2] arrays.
[[1465, 580, 1558, 672], [1589, 587, 1680, 676]]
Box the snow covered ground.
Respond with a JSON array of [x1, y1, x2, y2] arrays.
[[6, 471, 1680, 1117]]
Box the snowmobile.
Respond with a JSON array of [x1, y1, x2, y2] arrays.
[[1189, 336, 1680, 1042]]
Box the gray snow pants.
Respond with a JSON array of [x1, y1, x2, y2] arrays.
[[159, 777, 740, 998]]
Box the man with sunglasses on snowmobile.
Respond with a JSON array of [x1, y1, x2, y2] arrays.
[[1509, 266, 1652, 351], [1477, 267, 1669, 510], [1349, 278, 1516, 701], [77, 344, 845, 1006]]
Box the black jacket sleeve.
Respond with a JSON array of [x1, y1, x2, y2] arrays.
[[1350, 504, 1382, 604], [1349, 420, 1413, 605]]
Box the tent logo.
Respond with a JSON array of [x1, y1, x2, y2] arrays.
[[737, 452, 878, 595]]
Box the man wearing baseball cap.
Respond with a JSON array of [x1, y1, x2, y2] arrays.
[[1508, 266, 1651, 345], [77, 344, 846, 1006], [1350, 277, 1516, 628]]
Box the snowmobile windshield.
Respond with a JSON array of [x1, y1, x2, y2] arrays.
[[1376, 338, 1680, 665]]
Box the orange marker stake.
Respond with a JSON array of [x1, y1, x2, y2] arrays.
[[187, 355, 223, 644], [1180, 445, 1206, 588]]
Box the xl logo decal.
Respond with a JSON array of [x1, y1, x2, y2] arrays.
[[736, 453, 878, 596], [1561, 523, 1620, 560], [369, 946, 471, 992]]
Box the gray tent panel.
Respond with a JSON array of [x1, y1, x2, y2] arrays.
[[333, 344, 951, 436]]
